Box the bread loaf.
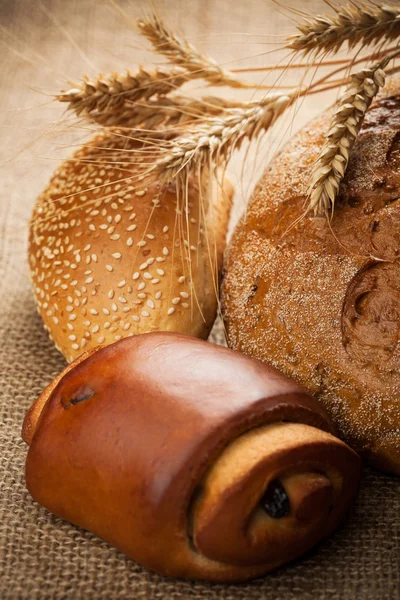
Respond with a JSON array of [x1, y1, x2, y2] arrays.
[[222, 78, 400, 475], [22, 333, 361, 582], [29, 129, 233, 362]]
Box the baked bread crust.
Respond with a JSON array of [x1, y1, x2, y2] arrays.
[[222, 78, 400, 475], [29, 129, 233, 362], [23, 333, 360, 582]]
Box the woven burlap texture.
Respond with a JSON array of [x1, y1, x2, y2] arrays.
[[0, 191, 399, 600]]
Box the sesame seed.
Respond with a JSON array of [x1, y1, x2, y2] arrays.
[[103, 308, 110, 315], [85, 276, 94, 284], [81, 339, 87, 347], [69, 314, 77, 321], [112, 252, 121, 259], [151, 279, 159, 284], [90, 309, 98, 315], [138, 293, 146, 299], [117, 280, 126, 288], [104, 322, 111, 329], [178, 276, 185, 283], [147, 257, 155, 265], [155, 291, 162, 299], [123, 323, 131, 331], [167, 307, 175, 315], [132, 272, 139, 280], [157, 269, 165, 276], [115, 215, 121, 223], [162, 247, 169, 256], [67, 323, 74, 331], [139, 262, 147, 270], [66, 305, 74, 312], [110, 234, 120, 240], [136, 190, 146, 197], [72, 343, 79, 350], [114, 335, 122, 341], [111, 303, 118, 312], [119, 296, 127, 303], [92, 254, 98, 262], [141, 310, 150, 317], [180, 292, 189, 298], [52, 317, 59, 325], [98, 336, 105, 343], [137, 241, 146, 247], [163, 226, 169, 233], [127, 238, 133, 246], [156, 257, 165, 263], [172, 297, 181, 305], [146, 234, 155, 240], [83, 320, 91, 327], [127, 224, 136, 231], [106, 265, 113, 272], [92, 325, 99, 333], [182, 303, 189, 308], [108, 290, 115, 299], [132, 315, 140, 322], [147, 300, 155, 309], [138, 283, 145, 291], [143, 272, 152, 280]]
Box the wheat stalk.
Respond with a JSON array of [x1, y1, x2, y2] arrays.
[[287, 2, 400, 58], [56, 67, 188, 117], [154, 93, 295, 177], [59, 85, 260, 131], [137, 14, 255, 89], [307, 54, 398, 217]]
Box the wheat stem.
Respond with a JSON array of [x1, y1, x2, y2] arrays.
[[287, 2, 400, 58], [137, 14, 257, 89], [307, 52, 398, 217]]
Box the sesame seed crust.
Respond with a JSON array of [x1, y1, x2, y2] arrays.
[[29, 129, 233, 363]]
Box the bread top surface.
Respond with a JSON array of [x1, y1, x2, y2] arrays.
[[24, 332, 361, 581], [29, 129, 233, 362], [222, 78, 400, 473]]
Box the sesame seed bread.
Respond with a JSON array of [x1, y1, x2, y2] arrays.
[[22, 332, 360, 582], [29, 130, 233, 362], [222, 78, 400, 475]]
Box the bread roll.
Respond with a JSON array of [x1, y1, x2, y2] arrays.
[[222, 78, 400, 475], [29, 129, 233, 362], [23, 333, 361, 582]]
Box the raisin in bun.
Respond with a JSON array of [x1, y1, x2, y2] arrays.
[[29, 129, 233, 362], [222, 77, 400, 475], [23, 333, 361, 582]]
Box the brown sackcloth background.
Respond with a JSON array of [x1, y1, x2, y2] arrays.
[[0, 0, 399, 598]]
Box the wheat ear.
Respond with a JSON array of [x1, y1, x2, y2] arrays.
[[307, 55, 398, 217], [137, 14, 255, 89], [154, 93, 295, 178], [56, 67, 188, 117], [287, 2, 400, 58]]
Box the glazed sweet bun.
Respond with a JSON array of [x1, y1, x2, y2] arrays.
[[23, 333, 361, 582], [222, 77, 400, 475], [29, 129, 233, 362]]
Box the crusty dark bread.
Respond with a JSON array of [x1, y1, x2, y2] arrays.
[[222, 77, 400, 475], [23, 333, 360, 582]]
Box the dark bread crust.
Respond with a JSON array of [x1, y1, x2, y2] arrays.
[[222, 78, 400, 475], [23, 333, 360, 582]]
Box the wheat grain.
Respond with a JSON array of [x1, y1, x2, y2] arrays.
[[137, 14, 253, 89], [57, 67, 188, 118], [287, 2, 400, 58], [60, 88, 260, 131], [155, 93, 295, 177], [307, 60, 392, 217]]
